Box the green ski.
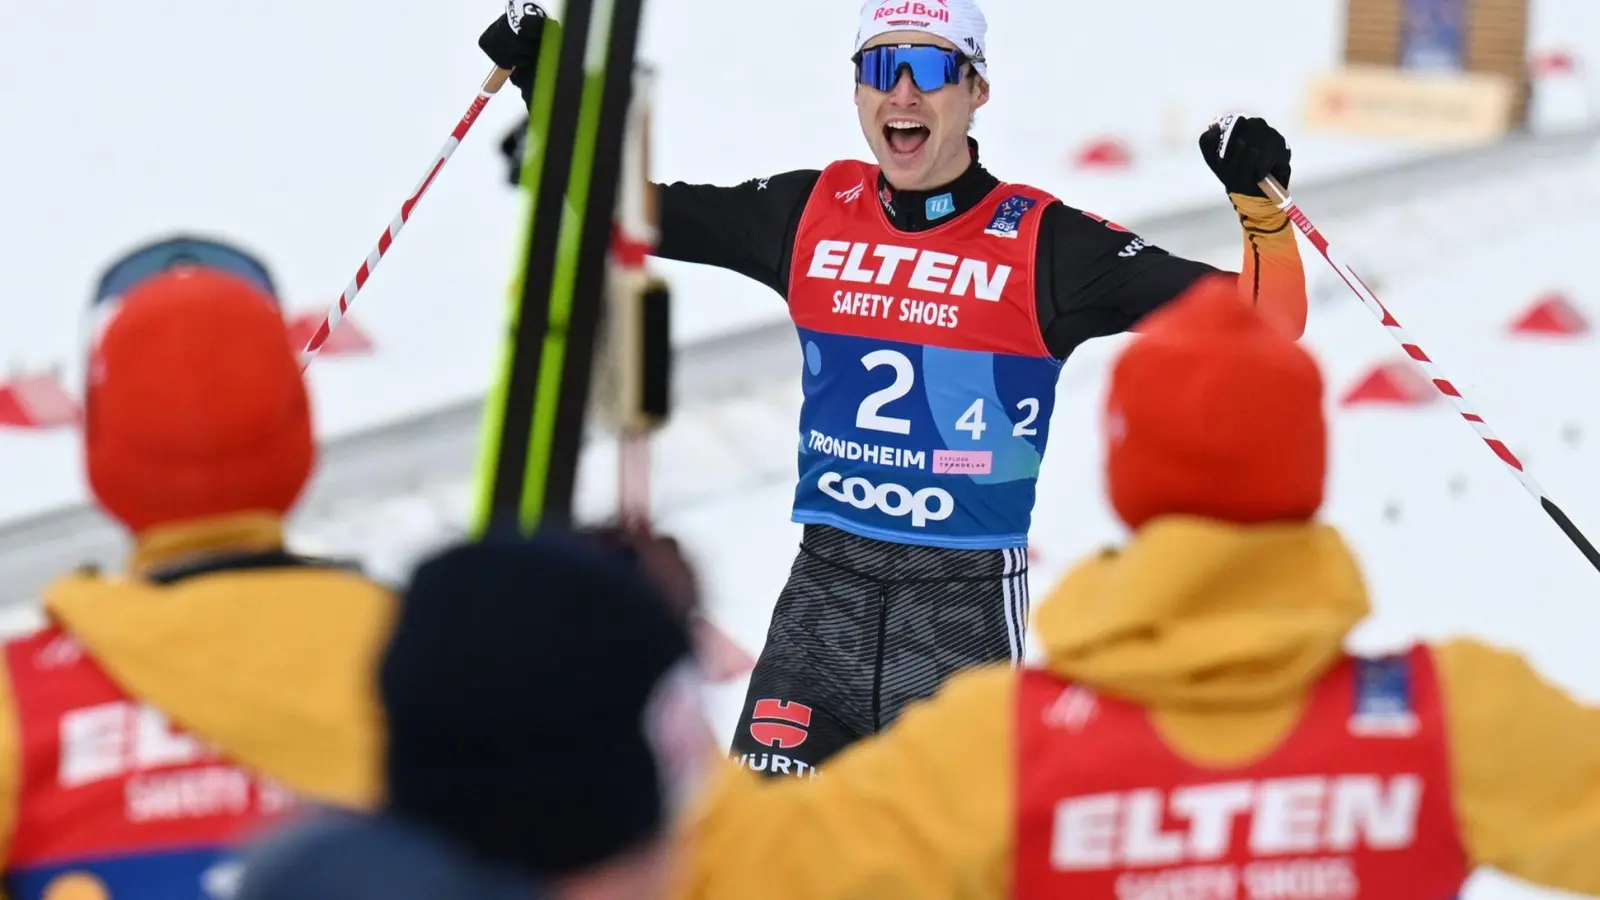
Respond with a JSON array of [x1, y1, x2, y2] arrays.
[[473, 0, 650, 537]]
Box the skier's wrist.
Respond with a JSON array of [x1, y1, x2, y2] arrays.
[[1229, 193, 1290, 231]]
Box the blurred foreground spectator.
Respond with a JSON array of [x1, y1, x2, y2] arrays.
[[0, 242, 395, 898], [235, 529, 716, 900], [670, 275, 1600, 900]]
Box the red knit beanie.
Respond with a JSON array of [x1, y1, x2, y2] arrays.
[[85, 268, 315, 535], [1105, 274, 1326, 530]]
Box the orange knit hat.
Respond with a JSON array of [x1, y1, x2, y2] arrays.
[[85, 268, 315, 535], [1105, 274, 1326, 530]]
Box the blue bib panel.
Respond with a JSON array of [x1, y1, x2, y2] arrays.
[[791, 327, 1062, 549]]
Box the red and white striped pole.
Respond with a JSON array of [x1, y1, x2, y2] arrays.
[[299, 66, 513, 370], [1260, 174, 1600, 574]]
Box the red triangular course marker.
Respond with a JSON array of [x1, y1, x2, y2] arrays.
[[1530, 51, 1577, 78], [0, 372, 81, 429], [1071, 137, 1133, 171], [288, 311, 375, 357], [1340, 360, 1437, 408], [1508, 292, 1589, 337]]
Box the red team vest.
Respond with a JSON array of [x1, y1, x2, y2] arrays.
[[786, 160, 1064, 550], [1014, 647, 1471, 900], [2, 626, 295, 899]]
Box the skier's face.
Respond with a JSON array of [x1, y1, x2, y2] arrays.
[[855, 32, 989, 191]]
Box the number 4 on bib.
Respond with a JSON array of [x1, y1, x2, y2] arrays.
[[957, 399, 987, 440]]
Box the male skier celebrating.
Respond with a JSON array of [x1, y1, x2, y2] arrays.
[[480, 0, 1307, 778]]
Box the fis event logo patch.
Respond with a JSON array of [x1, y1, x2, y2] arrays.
[[985, 194, 1037, 239]]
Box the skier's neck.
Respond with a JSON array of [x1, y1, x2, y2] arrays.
[[875, 138, 999, 234]]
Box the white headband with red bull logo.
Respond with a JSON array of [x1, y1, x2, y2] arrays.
[[855, 0, 989, 82]]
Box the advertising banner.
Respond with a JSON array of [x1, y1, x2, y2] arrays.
[[1304, 66, 1516, 143]]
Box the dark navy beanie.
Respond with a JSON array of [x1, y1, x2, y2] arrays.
[[378, 531, 696, 877]]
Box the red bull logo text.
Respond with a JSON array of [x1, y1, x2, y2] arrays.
[[874, 2, 951, 24]]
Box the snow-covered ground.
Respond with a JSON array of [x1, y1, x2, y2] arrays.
[[4, 0, 1598, 522]]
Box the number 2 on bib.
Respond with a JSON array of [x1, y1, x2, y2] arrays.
[[855, 349, 914, 434], [853, 349, 1042, 440]]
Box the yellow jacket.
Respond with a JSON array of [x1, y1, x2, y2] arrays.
[[676, 517, 1600, 898], [0, 513, 397, 864]]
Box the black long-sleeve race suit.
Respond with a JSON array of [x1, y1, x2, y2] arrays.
[[656, 145, 1223, 359]]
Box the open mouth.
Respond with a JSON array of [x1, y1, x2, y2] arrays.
[[884, 121, 931, 157]]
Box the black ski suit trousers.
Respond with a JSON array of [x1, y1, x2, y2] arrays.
[[728, 524, 1030, 778]]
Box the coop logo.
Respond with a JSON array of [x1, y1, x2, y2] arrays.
[[818, 472, 954, 527], [749, 699, 813, 750], [874, 1, 951, 24]]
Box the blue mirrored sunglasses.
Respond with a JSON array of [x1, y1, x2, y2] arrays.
[[854, 44, 970, 93], [92, 236, 278, 309]]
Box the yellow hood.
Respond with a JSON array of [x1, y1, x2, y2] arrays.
[[40, 515, 395, 809], [1036, 516, 1370, 710]]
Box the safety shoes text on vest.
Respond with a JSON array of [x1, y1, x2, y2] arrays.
[[808, 240, 1014, 331]]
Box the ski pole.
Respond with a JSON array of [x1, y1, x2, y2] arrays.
[[1259, 174, 1600, 575], [300, 66, 513, 369]]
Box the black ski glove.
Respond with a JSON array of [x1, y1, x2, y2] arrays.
[[479, 2, 551, 106], [500, 120, 529, 186], [1199, 114, 1291, 199]]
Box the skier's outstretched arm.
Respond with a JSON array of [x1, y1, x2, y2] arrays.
[[1034, 203, 1224, 359], [1434, 639, 1600, 894], [1195, 114, 1308, 339], [1035, 116, 1307, 359], [1035, 196, 1305, 357], [651, 172, 821, 295], [674, 666, 1016, 900], [1225, 191, 1308, 339]]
